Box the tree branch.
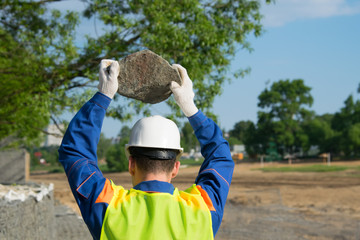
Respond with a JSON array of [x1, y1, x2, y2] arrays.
[[66, 80, 93, 90], [19, 0, 62, 6], [38, 128, 63, 138]]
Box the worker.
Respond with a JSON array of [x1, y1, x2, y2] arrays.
[[58, 59, 234, 240]]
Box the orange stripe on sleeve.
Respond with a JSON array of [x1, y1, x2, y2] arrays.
[[95, 179, 114, 204], [196, 185, 216, 211], [200, 168, 230, 187]]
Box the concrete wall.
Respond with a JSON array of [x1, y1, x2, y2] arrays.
[[0, 185, 55, 239], [0, 149, 30, 184]]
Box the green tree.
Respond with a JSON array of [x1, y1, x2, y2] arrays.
[[105, 125, 133, 171], [0, 0, 272, 146], [106, 137, 128, 172], [0, 29, 51, 147], [302, 114, 338, 154], [29, 145, 60, 166], [97, 133, 112, 160], [243, 121, 262, 157], [229, 120, 253, 144], [345, 123, 360, 155], [332, 95, 360, 132], [0, 1, 79, 147], [331, 95, 360, 156], [118, 126, 131, 139], [181, 122, 198, 153], [226, 136, 242, 147], [257, 79, 313, 155]]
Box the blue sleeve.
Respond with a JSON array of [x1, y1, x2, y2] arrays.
[[188, 110, 234, 236], [58, 92, 111, 240]]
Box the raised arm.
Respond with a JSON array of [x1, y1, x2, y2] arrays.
[[58, 60, 119, 239], [170, 64, 234, 236]]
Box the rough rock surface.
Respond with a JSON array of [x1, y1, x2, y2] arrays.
[[54, 204, 91, 240], [0, 183, 55, 239], [0, 183, 91, 239], [117, 50, 182, 104]]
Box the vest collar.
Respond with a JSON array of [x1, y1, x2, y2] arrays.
[[133, 180, 175, 194]]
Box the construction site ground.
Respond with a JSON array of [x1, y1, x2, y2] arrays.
[[31, 161, 360, 240]]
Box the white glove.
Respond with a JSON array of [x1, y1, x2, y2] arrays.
[[98, 59, 120, 99], [170, 64, 198, 117]]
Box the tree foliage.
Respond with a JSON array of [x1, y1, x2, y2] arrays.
[[0, 0, 80, 147], [180, 122, 198, 153], [331, 95, 360, 155], [242, 121, 262, 157], [0, 29, 51, 147], [118, 125, 131, 139], [30, 145, 60, 166], [301, 114, 338, 154], [0, 0, 272, 146], [255, 79, 313, 155], [229, 120, 253, 144], [97, 133, 112, 160], [229, 80, 360, 159], [106, 136, 129, 172]]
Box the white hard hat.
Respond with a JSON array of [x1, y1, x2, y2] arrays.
[[125, 115, 183, 160]]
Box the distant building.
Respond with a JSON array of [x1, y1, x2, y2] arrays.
[[231, 144, 246, 161], [232, 144, 245, 153], [307, 145, 320, 156], [42, 124, 64, 147]]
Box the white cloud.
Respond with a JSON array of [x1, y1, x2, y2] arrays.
[[262, 0, 360, 27]]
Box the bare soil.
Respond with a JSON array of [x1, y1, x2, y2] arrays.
[[31, 161, 360, 240]]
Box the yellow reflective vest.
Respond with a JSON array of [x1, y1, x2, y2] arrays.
[[100, 182, 214, 240]]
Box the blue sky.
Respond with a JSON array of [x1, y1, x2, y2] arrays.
[[212, 0, 360, 131], [52, 0, 360, 138]]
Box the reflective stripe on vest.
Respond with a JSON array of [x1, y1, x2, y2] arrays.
[[100, 182, 214, 240]]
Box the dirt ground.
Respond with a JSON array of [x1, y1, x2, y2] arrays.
[[30, 161, 360, 240]]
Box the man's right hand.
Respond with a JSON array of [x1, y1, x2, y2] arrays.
[[98, 59, 120, 99], [170, 64, 199, 117]]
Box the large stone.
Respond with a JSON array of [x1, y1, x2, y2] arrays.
[[117, 50, 182, 104]]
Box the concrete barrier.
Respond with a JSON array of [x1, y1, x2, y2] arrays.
[[0, 149, 30, 184], [0, 183, 55, 239]]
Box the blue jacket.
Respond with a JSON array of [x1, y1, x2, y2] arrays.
[[58, 92, 234, 239]]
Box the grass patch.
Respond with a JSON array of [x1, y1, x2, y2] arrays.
[[30, 165, 64, 173], [98, 164, 122, 173], [349, 174, 360, 178], [258, 164, 350, 173], [180, 158, 204, 166]]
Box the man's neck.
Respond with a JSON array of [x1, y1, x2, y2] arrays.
[[133, 172, 171, 186]]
